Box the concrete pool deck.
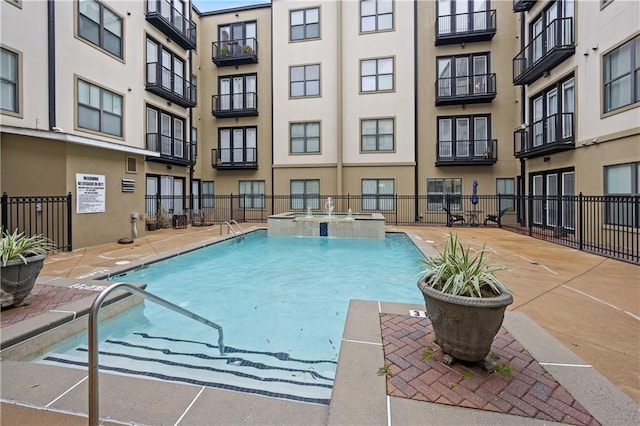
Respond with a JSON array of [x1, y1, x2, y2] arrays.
[[1, 224, 638, 424]]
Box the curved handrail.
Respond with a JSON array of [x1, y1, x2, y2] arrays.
[[88, 282, 225, 426]]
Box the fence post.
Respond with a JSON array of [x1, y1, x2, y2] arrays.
[[497, 193, 502, 228], [230, 193, 234, 221], [66, 192, 73, 251], [527, 195, 533, 236], [578, 192, 583, 252], [395, 194, 398, 226], [1, 192, 7, 232]]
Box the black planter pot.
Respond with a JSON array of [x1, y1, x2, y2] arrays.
[[417, 277, 513, 364], [1, 253, 47, 308]]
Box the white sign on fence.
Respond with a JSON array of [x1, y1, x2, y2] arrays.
[[76, 173, 105, 213]]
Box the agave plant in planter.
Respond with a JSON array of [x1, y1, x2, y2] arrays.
[[417, 233, 512, 370], [1, 229, 56, 308]]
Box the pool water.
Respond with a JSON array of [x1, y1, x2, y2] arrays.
[[35, 231, 425, 404]]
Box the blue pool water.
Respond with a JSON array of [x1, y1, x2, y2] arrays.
[[35, 231, 426, 404]]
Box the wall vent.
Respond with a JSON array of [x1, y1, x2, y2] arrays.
[[122, 178, 135, 193]]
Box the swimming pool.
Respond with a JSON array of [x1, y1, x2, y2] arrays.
[[34, 231, 425, 404]]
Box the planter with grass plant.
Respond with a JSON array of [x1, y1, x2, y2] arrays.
[[1, 229, 55, 308], [417, 233, 512, 370]]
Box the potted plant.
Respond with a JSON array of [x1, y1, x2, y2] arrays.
[[242, 44, 253, 54], [417, 233, 512, 370], [1, 228, 55, 308]]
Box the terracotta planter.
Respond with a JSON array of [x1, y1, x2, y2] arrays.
[[1, 253, 47, 308], [417, 277, 513, 363]]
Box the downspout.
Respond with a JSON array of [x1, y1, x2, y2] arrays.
[[188, 47, 194, 214], [413, 0, 419, 221], [270, 4, 275, 212], [336, 2, 343, 196], [47, 0, 56, 129], [519, 11, 526, 226]]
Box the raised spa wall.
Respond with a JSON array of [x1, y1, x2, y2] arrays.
[[267, 212, 386, 239]]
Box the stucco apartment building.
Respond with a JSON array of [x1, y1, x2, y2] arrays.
[[1, 0, 638, 249]]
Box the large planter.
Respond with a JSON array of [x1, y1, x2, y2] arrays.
[[417, 277, 513, 364], [0, 253, 47, 308]]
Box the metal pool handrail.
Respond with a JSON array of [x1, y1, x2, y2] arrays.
[[88, 282, 225, 426]]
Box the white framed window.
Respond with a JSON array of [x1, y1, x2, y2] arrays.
[[78, 0, 122, 58], [0, 47, 19, 113], [290, 122, 320, 153], [239, 180, 265, 209], [604, 162, 639, 227], [437, 115, 490, 158], [78, 78, 123, 137], [361, 118, 394, 151], [427, 178, 462, 211], [291, 179, 320, 210], [290, 64, 320, 97], [361, 57, 393, 92], [219, 127, 257, 165], [360, 0, 393, 33], [604, 35, 639, 113], [362, 179, 394, 211], [290, 7, 319, 41]]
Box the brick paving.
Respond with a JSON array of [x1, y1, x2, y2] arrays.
[[0, 284, 96, 328], [381, 314, 600, 426]]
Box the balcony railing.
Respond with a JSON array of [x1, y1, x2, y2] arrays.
[[436, 139, 498, 166], [212, 92, 258, 118], [146, 133, 190, 165], [212, 147, 258, 169], [435, 73, 496, 106], [145, 0, 196, 50], [513, 0, 537, 13], [145, 62, 196, 108], [435, 9, 497, 45], [513, 17, 574, 85], [514, 112, 574, 158], [212, 38, 258, 66]]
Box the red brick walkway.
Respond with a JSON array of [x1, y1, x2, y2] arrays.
[[381, 314, 600, 425]]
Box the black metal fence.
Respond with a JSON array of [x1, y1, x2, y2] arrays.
[[1, 192, 73, 251]]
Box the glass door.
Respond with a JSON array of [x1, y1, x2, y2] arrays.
[[473, 55, 487, 94], [455, 57, 469, 96], [532, 17, 543, 63], [562, 172, 575, 230], [456, 118, 470, 157], [546, 88, 558, 144], [546, 2, 558, 51], [219, 78, 231, 111], [438, 119, 452, 157], [546, 174, 558, 227], [472, 0, 487, 31], [456, 0, 468, 33], [437, 58, 452, 97], [562, 78, 574, 139], [233, 128, 244, 163], [533, 96, 544, 147], [232, 76, 244, 110], [473, 116, 488, 157], [533, 175, 543, 225]]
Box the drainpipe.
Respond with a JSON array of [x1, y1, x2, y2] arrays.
[[270, 4, 275, 212], [413, 0, 419, 221], [336, 2, 343, 196], [519, 11, 526, 226], [47, 0, 56, 130], [188, 47, 194, 215]]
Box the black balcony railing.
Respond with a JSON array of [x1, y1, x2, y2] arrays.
[[212, 147, 258, 169], [513, 0, 537, 12], [514, 112, 574, 158], [513, 17, 575, 85], [145, 62, 196, 108], [435, 9, 497, 45], [436, 139, 498, 166], [146, 132, 190, 165], [435, 73, 497, 106], [145, 0, 196, 50], [212, 38, 258, 66], [212, 92, 258, 117]]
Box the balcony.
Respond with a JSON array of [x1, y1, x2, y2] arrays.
[[212, 92, 258, 118], [146, 133, 191, 166], [435, 73, 496, 106], [436, 139, 498, 166], [212, 38, 258, 67], [513, 0, 537, 13], [145, 0, 196, 50], [212, 147, 257, 170], [145, 62, 196, 108], [513, 17, 575, 85], [435, 10, 496, 46], [514, 113, 575, 158]]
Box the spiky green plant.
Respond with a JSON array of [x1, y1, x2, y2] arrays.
[[420, 233, 508, 298], [0, 228, 56, 267]]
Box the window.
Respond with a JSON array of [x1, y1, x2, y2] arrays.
[[146, 175, 184, 217], [530, 168, 575, 229], [291, 180, 320, 210], [290, 122, 320, 153], [145, 106, 186, 160], [78, 0, 122, 58], [202, 181, 214, 209], [360, 0, 393, 32], [604, 162, 639, 227], [437, 115, 490, 158], [290, 7, 319, 41], [437, 53, 490, 98], [191, 127, 198, 160], [219, 21, 257, 53], [146, 37, 189, 100], [218, 74, 257, 112], [530, 75, 574, 147], [361, 58, 393, 92], [604, 35, 639, 113], [219, 127, 257, 166], [427, 178, 462, 211], [78, 79, 123, 137], [290, 64, 320, 97], [0, 47, 18, 113], [436, 0, 490, 35], [362, 179, 394, 211], [239, 181, 265, 209], [496, 178, 515, 211], [361, 118, 394, 151]]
